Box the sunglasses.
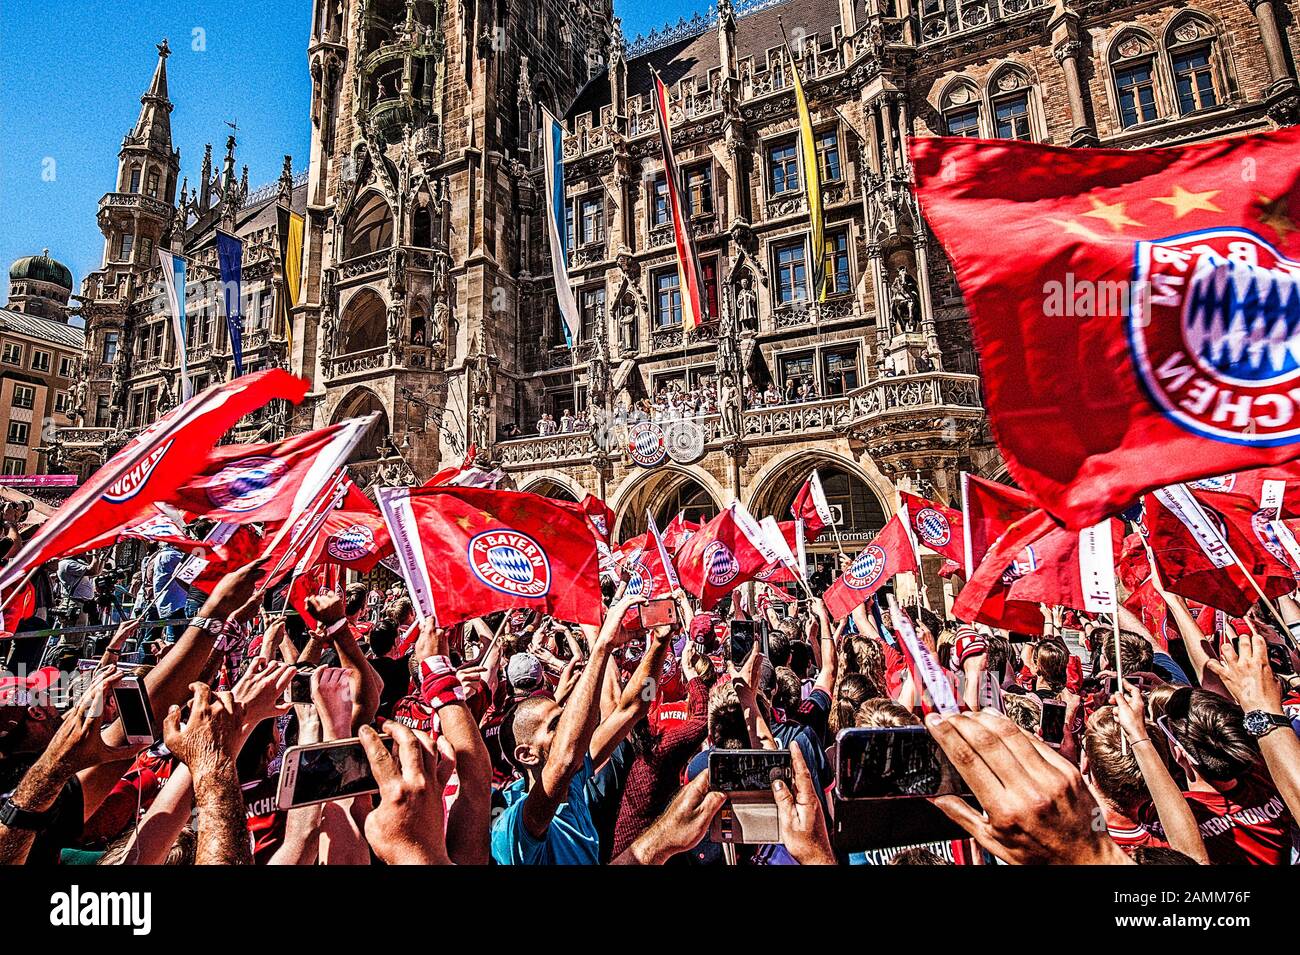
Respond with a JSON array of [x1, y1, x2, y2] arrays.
[[1155, 713, 1199, 767]]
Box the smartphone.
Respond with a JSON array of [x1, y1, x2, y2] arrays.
[[622, 597, 679, 632], [289, 666, 316, 704], [276, 736, 389, 810], [708, 749, 793, 792], [835, 727, 973, 800], [1039, 699, 1067, 746], [730, 620, 757, 666], [113, 676, 157, 746]]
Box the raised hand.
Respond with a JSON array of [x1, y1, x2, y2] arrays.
[[1206, 631, 1284, 715], [771, 742, 835, 865], [162, 683, 245, 778], [614, 770, 726, 865], [926, 709, 1132, 865], [231, 657, 294, 731], [359, 723, 452, 865], [305, 592, 345, 629], [43, 670, 142, 776], [310, 666, 356, 741]]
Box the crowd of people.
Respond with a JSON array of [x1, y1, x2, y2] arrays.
[[2, 498, 1298, 867]]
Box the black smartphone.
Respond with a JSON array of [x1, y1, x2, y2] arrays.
[[708, 749, 792, 792], [290, 666, 316, 704], [276, 736, 388, 810], [1267, 643, 1295, 677], [1039, 699, 1067, 746], [730, 620, 757, 666], [835, 727, 972, 800], [112, 676, 157, 745]]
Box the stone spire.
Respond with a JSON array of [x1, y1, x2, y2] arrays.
[[132, 39, 174, 147], [277, 155, 295, 204]]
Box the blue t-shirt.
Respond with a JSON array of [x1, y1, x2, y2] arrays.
[[1152, 651, 1191, 687], [151, 546, 189, 617], [491, 753, 600, 865]]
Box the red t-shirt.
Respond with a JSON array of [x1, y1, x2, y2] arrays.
[[1108, 822, 1169, 857], [1147, 773, 1293, 865]]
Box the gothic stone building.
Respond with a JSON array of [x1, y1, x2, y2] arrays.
[[51, 0, 1300, 596], [50, 41, 309, 480]]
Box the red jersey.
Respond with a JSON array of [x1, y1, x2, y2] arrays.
[[1147, 773, 1293, 865]]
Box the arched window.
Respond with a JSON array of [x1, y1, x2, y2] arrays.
[[412, 198, 434, 248], [342, 192, 395, 259], [1109, 30, 1160, 128], [986, 65, 1035, 141], [338, 289, 388, 354], [940, 79, 981, 137], [1165, 13, 1222, 116]]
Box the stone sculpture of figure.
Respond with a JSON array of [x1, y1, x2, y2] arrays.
[[429, 298, 448, 354], [69, 372, 88, 423], [719, 375, 741, 437], [470, 395, 493, 451], [735, 276, 758, 332], [386, 304, 403, 365], [618, 302, 636, 351], [717, 303, 739, 381], [321, 308, 339, 361], [889, 269, 921, 335]]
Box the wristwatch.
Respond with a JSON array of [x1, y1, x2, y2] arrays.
[[1242, 709, 1291, 738], [0, 793, 55, 832]]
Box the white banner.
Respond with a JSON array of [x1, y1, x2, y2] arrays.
[[645, 510, 681, 591], [1262, 479, 1286, 518], [1078, 521, 1118, 613], [759, 515, 801, 575], [731, 501, 782, 564], [1152, 484, 1234, 568], [376, 487, 437, 623], [1269, 519, 1300, 568], [887, 594, 960, 715]]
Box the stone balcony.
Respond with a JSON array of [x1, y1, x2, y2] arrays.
[[495, 370, 985, 470]]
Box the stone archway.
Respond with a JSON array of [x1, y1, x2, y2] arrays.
[[610, 465, 725, 543], [331, 386, 390, 461], [520, 476, 581, 503], [747, 453, 888, 553], [338, 288, 388, 355]]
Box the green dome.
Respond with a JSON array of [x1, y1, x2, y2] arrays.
[[9, 250, 73, 290]]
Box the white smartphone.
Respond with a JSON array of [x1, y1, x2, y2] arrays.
[[112, 676, 157, 746], [276, 736, 388, 810]]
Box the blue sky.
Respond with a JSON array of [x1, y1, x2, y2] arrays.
[[0, 0, 702, 309]]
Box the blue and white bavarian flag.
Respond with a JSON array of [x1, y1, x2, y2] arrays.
[[158, 249, 192, 401], [540, 106, 582, 347]]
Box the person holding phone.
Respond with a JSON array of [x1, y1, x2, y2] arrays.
[[491, 589, 662, 865]]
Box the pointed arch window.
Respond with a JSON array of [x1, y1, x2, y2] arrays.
[[1110, 32, 1160, 128], [988, 67, 1034, 140], [941, 81, 981, 137], [1166, 15, 1221, 115]]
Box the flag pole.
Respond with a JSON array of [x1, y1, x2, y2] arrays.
[[1225, 549, 1296, 652]]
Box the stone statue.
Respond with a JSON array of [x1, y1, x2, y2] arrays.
[[157, 376, 176, 414], [469, 395, 493, 451], [386, 303, 403, 365], [618, 302, 636, 352], [321, 308, 338, 361], [69, 370, 88, 424], [429, 298, 448, 355], [717, 302, 739, 380], [889, 269, 921, 335], [735, 276, 758, 332], [719, 375, 741, 438]]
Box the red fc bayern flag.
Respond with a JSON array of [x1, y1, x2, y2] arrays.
[[166, 424, 348, 525], [961, 473, 1035, 577], [823, 516, 918, 621], [0, 369, 308, 591], [319, 480, 392, 573], [899, 491, 965, 565], [913, 127, 1300, 529], [616, 532, 675, 599], [676, 503, 780, 610], [377, 486, 604, 627]]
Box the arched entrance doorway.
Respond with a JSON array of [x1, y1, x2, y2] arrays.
[[522, 478, 580, 503], [332, 386, 391, 462], [613, 467, 723, 542], [750, 458, 888, 570]]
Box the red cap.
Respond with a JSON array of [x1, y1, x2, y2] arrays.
[[0, 666, 63, 706]]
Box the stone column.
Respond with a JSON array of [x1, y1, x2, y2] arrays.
[[1247, 0, 1295, 87], [1053, 40, 1099, 146]]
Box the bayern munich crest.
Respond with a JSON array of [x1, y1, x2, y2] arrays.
[[625, 559, 653, 596], [468, 530, 552, 598], [1129, 228, 1300, 446], [1189, 474, 1237, 493], [327, 524, 376, 562], [1001, 545, 1039, 584], [703, 541, 740, 587], [845, 546, 887, 591], [628, 422, 668, 468], [206, 456, 290, 512], [914, 507, 952, 548]]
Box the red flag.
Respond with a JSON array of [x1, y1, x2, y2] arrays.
[[913, 128, 1300, 529], [791, 471, 833, 537], [615, 532, 675, 599], [1184, 462, 1300, 518], [962, 473, 1035, 577], [1005, 518, 1124, 612], [380, 487, 603, 627], [662, 514, 700, 557], [1143, 489, 1293, 616], [753, 521, 802, 586], [823, 516, 917, 621], [289, 560, 343, 629], [0, 369, 307, 590], [952, 509, 1056, 633], [652, 70, 706, 332], [319, 481, 392, 573], [189, 524, 266, 595], [167, 424, 347, 525], [899, 490, 965, 565], [676, 504, 778, 610], [77, 509, 206, 555]]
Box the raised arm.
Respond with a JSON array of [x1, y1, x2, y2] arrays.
[[589, 622, 673, 768]]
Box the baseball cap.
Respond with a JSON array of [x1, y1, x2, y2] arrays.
[[506, 652, 545, 693], [953, 626, 987, 666], [0, 666, 63, 707]]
